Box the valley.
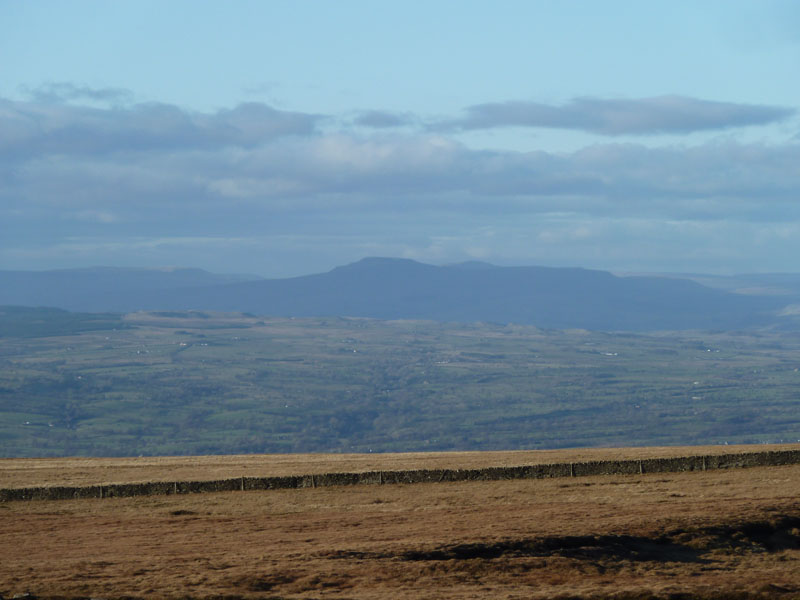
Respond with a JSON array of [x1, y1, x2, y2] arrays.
[[2, 310, 800, 457]]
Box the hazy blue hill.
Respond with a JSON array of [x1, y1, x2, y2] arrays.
[[622, 272, 800, 300], [0, 267, 260, 313], [0, 258, 791, 330], [174, 257, 784, 331]]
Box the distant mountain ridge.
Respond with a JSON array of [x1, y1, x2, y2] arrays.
[[616, 271, 800, 299], [0, 258, 794, 331], [0, 267, 258, 313]]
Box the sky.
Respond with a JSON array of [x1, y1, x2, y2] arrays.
[[1, 0, 799, 277]]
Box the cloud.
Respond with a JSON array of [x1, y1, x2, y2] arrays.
[[353, 110, 416, 128], [436, 96, 795, 135], [22, 82, 135, 106], [74, 210, 120, 224], [6, 110, 799, 224], [2, 92, 800, 274], [0, 97, 322, 159]]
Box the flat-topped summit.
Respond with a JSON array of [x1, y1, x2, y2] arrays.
[[0, 258, 794, 330]]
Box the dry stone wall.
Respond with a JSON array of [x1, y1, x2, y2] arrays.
[[2, 449, 799, 503]]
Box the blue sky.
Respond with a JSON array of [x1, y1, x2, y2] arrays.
[[1, 0, 799, 276]]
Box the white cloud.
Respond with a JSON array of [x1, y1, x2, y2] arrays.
[[353, 110, 416, 128], [0, 97, 321, 160], [2, 92, 800, 275], [437, 96, 795, 136], [74, 210, 119, 223], [23, 82, 135, 106]]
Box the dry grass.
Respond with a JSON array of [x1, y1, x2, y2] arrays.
[[2, 448, 800, 598], [2, 443, 798, 488]]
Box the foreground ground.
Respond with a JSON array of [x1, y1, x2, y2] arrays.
[[3, 444, 798, 488], [2, 448, 800, 599]]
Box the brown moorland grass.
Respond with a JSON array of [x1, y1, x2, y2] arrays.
[[2, 443, 799, 489], [2, 448, 800, 599]]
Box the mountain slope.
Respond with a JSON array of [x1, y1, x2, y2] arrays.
[[0, 267, 258, 313], [170, 258, 783, 331], [0, 258, 789, 330]]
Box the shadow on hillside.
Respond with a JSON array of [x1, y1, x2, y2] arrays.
[[327, 534, 706, 564], [398, 534, 707, 563], [327, 514, 800, 566]]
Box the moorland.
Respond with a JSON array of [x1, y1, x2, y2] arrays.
[[2, 448, 800, 599]]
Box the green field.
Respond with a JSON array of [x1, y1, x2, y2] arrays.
[[2, 308, 800, 457]]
